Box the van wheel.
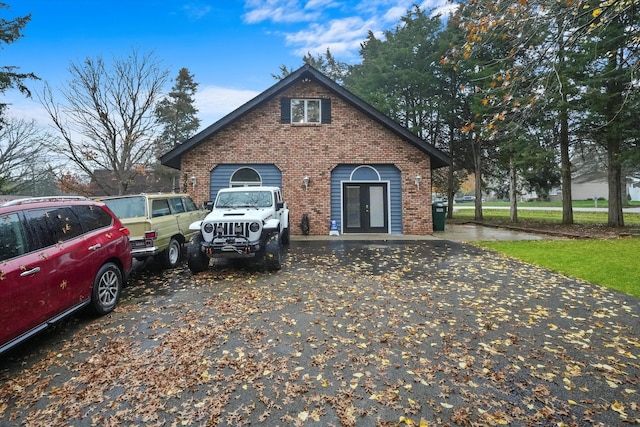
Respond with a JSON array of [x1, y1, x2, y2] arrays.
[[187, 234, 210, 273], [162, 238, 182, 268], [91, 263, 122, 315], [264, 233, 282, 271]]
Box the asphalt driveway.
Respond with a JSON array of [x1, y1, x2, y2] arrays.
[[1, 239, 639, 426]]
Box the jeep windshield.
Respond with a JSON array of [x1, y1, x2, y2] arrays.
[[215, 191, 273, 209]]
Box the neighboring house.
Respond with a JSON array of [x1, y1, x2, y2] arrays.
[[89, 169, 175, 197], [571, 171, 609, 201], [160, 64, 450, 235], [629, 177, 640, 201]]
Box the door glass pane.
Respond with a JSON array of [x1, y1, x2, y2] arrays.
[[346, 186, 360, 228], [369, 186, 384, 228]]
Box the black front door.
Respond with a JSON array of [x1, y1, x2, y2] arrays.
[[343, 183, 388, 233]]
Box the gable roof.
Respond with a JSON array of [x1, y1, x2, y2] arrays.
[[160, 64, 451, 169]]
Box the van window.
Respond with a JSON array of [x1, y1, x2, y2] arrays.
[[72, 205, 113, 232], [24, 207, 83, 248], [103, 196, 146, 218], [183, 197, 197, 212], [169, 198, 185, 214], [151, 199, 171, 217], [0, 213, 27, 261]]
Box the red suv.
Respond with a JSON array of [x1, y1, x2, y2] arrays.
[[0, 197, 132, 354]]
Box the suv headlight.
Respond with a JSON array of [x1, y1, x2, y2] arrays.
[[249, 222, 260, 232], [203, 223, 214, 233]]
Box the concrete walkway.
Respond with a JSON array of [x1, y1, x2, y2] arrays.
[[292, 223, 549, 243]]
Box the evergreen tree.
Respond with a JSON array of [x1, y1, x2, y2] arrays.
[[0, 3, 38, 123], [155, 67, 200, 155], [154, 68, 200, 192]]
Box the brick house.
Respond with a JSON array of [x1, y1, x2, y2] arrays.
[[160, 64, 450, 235]]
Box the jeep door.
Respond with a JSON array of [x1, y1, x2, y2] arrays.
[[0, 211, 49, 349]]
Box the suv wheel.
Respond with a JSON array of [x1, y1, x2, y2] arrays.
[[91, 263, 122, 315], [264, 233, 282, 271], [187, 234, 210, 273], [162, 238, 182, 269]]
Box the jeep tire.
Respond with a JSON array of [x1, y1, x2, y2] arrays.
[[281, 226, 290, 245], [187, 234, 210, 273], [264, 232, 282, 271]]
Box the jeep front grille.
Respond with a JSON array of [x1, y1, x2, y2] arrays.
[[212, 221, 251, 238]]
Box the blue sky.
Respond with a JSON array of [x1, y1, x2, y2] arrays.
[[4, 0, 453, 129]]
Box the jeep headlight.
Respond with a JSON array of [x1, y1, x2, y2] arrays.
[[203, 223, 214, 233], [249, 222, 260, 232]]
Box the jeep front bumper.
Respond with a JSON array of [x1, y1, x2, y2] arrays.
[[201, 236, 262, 258]]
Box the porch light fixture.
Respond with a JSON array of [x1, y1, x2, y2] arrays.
[[191, 176, 197, 188], [303, 176, 310, 191], [414, 175, 422, 188]]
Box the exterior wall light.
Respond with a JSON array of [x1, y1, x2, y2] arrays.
[[303, 176, 310, 191], [414, 175, 422, 188], [191, 176, 197, 188]]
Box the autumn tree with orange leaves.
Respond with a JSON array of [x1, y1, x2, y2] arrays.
[[449, 0, 639, 226]]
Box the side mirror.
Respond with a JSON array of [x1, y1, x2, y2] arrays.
[[276, 201, 284, 210], [204, 201, 214, 211]]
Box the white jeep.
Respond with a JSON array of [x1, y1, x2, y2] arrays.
[[186, 186, 289, 273]]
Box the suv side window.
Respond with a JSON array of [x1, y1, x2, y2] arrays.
[[0, 213, 27, 262], [151, 199, 171, 217], [24, 207, 84, 248], [169, 198, 185, 214], [72, 205, 113, 232], [183, 197, 197, 212]]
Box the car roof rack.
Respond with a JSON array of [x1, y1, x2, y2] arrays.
[[1, 196, 89, 207]]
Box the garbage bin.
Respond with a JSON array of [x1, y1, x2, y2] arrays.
[[432, 202, 447, 231]]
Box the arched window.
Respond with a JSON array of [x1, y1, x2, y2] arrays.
[[230, 167, 262, 187]]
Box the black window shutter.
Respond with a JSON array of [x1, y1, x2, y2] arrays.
[[321, 99, 331, 124], [280, 98, 291, 123]]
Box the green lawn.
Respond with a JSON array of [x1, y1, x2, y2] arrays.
[[479, 200, 640, 208], [452, 207, 640, 225], [476, 238, 640, 298]]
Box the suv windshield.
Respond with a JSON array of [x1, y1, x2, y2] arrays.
[[215, 191, 273, 209], [103, 196, 146, 218]]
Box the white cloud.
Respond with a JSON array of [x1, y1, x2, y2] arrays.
[[243, 0, 453, 62], [4, 95, 51, 128], [243, 0, 322, 24], [4, 85, 260, 136], [285, 16, 378, 58], [182, 3, 213, 20], [194, 85, 260, 130]]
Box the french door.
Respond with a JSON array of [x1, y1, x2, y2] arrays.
[[343, 183, 388, 233]]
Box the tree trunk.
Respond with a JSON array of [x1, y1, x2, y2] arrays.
[[473, 135, 483, 221], [607, 139, 624, 227], [509, 157, 518, 223], [556, 24, 574, 225], [446, 121, 456, 219], [559, 100, 574, 225]]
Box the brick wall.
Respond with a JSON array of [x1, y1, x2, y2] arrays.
[[181, 81, 434, 235]]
